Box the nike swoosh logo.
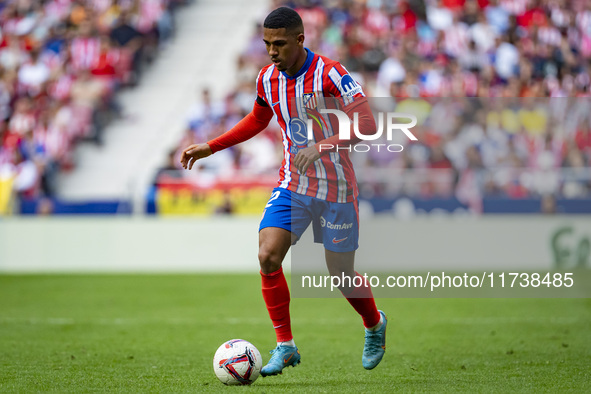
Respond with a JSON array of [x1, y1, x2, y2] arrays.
[[332, 237, 348, 244], [283, 353, 293, 364], [271, 100, 280, 107]]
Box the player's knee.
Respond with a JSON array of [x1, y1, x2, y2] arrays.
[[326, 260, 355, 279], [258, 247, 282, 274]]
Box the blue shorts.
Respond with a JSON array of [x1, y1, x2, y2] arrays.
[[259, 187, 359, 252]]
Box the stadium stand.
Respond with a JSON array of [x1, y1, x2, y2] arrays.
[[2, 0, 590, 215], [0, 0, 186, 211], [155, 0, 591, 215]]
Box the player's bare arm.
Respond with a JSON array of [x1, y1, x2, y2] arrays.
[[180, 143, 212, 170]]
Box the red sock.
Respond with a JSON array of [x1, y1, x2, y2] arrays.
[[261, 267, 292, 342], [342, 272, 381, 328]]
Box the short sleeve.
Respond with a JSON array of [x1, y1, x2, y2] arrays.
[[256, 66, 270, 106], [325, 63, 366, 106]]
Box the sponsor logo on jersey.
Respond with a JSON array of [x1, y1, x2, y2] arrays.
[[288, 118, 309, 148], [340, 74, 362, 97]]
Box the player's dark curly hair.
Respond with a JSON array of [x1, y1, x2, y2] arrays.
[[263, 7, 304, 35]]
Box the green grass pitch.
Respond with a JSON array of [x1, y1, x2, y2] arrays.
[[0, 274, 589, 392]]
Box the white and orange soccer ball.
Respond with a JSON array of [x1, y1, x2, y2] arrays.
[[212, 339, 262, 385]]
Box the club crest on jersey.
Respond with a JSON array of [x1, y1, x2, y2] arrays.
[[303, 92, 317, 109], [340, 74, 362, 97]]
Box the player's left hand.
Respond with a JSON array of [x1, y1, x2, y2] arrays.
[[293, 146, 321, 174]]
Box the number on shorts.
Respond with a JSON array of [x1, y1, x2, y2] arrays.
[[265, 191, 281, 208]]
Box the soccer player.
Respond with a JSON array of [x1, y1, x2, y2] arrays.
[[180, 7, 387, 376]]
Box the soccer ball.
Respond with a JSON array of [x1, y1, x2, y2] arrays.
[[213, 339, 262, 385]]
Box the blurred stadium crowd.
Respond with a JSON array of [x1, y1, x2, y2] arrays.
[[2, 0, 591, 214], [0, 0, 185, 200], [169, 0, 591, 208]]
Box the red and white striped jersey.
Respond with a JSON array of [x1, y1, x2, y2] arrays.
[[256, 48, 365, 203], [70, 37, 100, 71]]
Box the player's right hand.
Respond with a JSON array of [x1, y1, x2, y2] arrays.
[[180, 144, 212, 170]]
